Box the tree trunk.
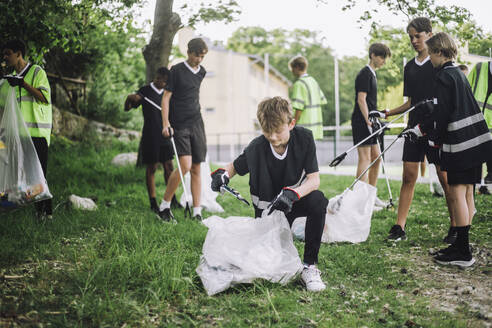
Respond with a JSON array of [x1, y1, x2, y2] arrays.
[[143, 0, 182, 83]]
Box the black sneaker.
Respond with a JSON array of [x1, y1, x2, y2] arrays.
[[443, 227, 457, 244], [434, 247, 475, 268], [387, 225, 406, 241], [193, 214, 203, 221], [158, 208, 175, 223], [484, 173, 492, 184], [478, 185, 490, 195]]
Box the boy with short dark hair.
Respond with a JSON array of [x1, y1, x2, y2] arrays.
[[1, 39, 53, 219], [352, 43, 391, 209], [124, 67, 178, 214], [372, 17, 455, 242], [160, 38, 208, 221], [211, 96, 329, 292], [403, 32, 492, 267]]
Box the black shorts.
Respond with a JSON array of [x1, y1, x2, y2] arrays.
[[174, 118, 207, 163], [352, 119, 377, 146], [447, 166, 482, 185], [141, 138, 173, 165], [426, 146, 440, 165], [402, 138, 436, 162]]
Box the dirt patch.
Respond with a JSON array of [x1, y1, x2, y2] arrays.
[[405, 245, 491, 327]]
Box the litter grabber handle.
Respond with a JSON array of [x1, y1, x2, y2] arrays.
[[375, 133, 394, 208], [348, 130, 405, 191], [220, 185, 250, 206], [329, 99, 433, 167], [169, 127, 192, 217]]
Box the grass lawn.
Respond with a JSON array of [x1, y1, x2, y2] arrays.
[[1, 136, 491, 327]]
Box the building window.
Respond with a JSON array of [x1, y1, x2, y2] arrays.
[[205, 107, 215, 113]]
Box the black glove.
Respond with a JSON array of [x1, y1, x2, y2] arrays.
[[211, 168, 229, 192], [5, 75, 24, 87], [368, 110, 388, 119], [401, 125, 424, 143], [267, 187, 300, 215]]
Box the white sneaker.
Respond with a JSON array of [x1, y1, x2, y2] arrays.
[[374, 197, 388, 208], [301, 265, 326, 292]]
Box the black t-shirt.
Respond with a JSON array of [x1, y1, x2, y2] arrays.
[[138, 83, 167, 146], [233, 127, 318, 195], [352, 65, 377, 123], [165, 62, 207, 128], [404, 57, 436, 126]]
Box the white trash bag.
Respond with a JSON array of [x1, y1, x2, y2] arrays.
[[0, 80, 52, 208], [291, 181, 376, 244], [196, 211, 303, 296], [180, 156, 224, 213]]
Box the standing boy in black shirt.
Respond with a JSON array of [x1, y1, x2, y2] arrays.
[[160, 38, 208, 221], [351, 43, 391, 209], [124, 67, 176, 214], [403, 32, 492, 267], [371, 17, 454, 242], [211, 97, 329, 292]]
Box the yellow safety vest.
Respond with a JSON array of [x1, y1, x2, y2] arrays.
[[0, 64, 52, 145], [289, 75, 327, 140], [468, 61, 492, 129]]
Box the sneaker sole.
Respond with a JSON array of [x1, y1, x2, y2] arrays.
[[434, 258, 476, 268]]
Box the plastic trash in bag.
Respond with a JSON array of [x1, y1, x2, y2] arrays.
[[291, 181, 376, 244], [180, 155, 224, 213], [196, 211, 304, 295], [0, 80, 52, 209]]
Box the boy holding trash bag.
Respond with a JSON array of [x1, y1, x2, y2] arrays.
[[402, 32, 492, 267], [1, 39, 53, 219], [211, 96, 329, 292]]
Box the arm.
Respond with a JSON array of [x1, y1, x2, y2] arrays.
[[22, 81, 48, 104], [387, 98, 412, 117], [124, 94, 142, 111], [224, 162, 237, 179], [161, 90, 172, 137], [292, 172, 319, 198], [294, 110, 302, 122], [357, 91, 371, 126]]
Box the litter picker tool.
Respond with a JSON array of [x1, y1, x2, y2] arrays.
[[371, 117, 394, 209], [329, 99, 433, 167], [331, 129, 407, 213], [168, 128, 192, 218], [220, 185, 250, 206]]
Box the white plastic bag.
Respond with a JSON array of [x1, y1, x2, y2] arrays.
[[196, 211, 303, 296], [291, 181, 376, 244], [69, 194, 98, 211], [0, 80, 52, 208], [180, 156, 224, 213]]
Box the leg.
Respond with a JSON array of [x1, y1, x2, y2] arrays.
[[287, 191, 328, 265], [465, 184, 475, 225], [448, 184, 469, 227], [190, 162, 202, 208], [162, 160, 173, 185], [146, 163, 158, 198], [356, 146, 372, 183], [31, 137, 52, 216], [163, 155, 192, 202], [420, 158, 426, 177], [435, 165, 454, 226], [395, 162, 420, 228], [368, 144, 381, 187]]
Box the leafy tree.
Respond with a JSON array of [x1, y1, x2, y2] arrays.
[[143, 0, 240, 83]]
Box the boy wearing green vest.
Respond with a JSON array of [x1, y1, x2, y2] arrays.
[[288, 56, 327, 140], [2, 39, 53, 219]]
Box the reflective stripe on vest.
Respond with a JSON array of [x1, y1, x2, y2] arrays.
[[477, 100, 492, 111], [298, 122, 323, 127], [442, 132, 492, 153], [17, 95, 35, 103], [26, 122, 53, 129], [447, 112, 485, 131]]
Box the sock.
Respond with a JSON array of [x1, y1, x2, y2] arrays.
[[150, 197, 158, 209], [193, 206, 202, 217], [455, 225, 471, 255], [160, 200, 171, 211]]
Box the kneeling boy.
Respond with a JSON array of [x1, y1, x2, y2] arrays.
[[211, 96, 329, 292]]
